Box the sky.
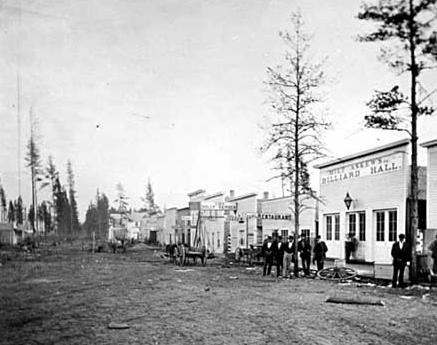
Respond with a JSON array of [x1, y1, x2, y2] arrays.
[[1, 0, 436, 219]]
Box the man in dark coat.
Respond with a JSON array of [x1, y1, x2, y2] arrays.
[[262, 236, 275, 276], [391, 234, 411, 288], [298, 234, 312, 276], [313, 235, 328, 271], [275, 236, 285, 277]]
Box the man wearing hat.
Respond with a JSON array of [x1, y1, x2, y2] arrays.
[[298, 234, 312, 276], [262, 236, 275, 276], [391, 233, 411, 288], [283, 235, 295, 277], [313, 235, 328, 271], [275, 236, 285, 277]]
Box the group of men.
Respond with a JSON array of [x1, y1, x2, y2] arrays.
[[261, 234, 328, 278], [258, 231, 437, 286]]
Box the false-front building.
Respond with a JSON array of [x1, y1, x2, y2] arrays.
[[315, 139, 426, 264]]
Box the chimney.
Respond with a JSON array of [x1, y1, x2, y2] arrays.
[[229, 190, 235, 198], [263, 191, 269, 200]]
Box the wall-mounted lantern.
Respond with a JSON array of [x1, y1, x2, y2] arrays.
[[344, 192, 353, 210]]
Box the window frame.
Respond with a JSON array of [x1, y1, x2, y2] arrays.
[[325, 214, 339, 241]]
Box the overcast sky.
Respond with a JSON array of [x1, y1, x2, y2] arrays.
[[1, 0, 436, 218]]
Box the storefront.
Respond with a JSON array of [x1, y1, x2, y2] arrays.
[[315, 139, 414, 264]]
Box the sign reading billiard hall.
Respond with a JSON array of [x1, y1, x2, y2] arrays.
[[320, 152, 403, 185]]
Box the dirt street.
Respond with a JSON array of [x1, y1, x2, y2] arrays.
[[1, 243, 437, 345]]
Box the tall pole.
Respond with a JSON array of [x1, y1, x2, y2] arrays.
[[408, 0, 418, 283], [17, 72, 21, 198], [246, 214, 249, 249]]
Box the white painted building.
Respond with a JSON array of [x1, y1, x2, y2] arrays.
[[315, 139, 419, 264], [163, 207, 177, 245], [422, 139, 437, 229], [227, 192, 258, 252], [259, 193, 317, 241]]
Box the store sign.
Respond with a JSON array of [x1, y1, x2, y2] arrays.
[[321, 152, 403, 185], [201, 202, 237, 210]]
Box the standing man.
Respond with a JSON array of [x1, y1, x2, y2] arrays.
[[283, 235, 295, 278], [391, 234, 411, 288], [262, 236, 274, 276], [298, 234, 312, 276], [275, 236, 285, 277], [313, 235, 328, 271], [345, 233, 358, 263], [428, 235, 437, 275]]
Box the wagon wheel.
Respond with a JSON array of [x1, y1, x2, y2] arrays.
[[317, 266, 357, 281], [201, 247, 208, 267], [179, 245, 186, 267]]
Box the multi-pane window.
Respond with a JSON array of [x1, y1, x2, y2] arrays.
[[334, 214, 340, 240], [389, 210, 397, 242], [301, 229, 310, 238], [376, 211, 385, 242], [359, 212, 366, 241], [375, 209, 398, 242], [348, 214, 356, 237], [325, 214, 340, 241], [347, 212, 366, 241], [281, 229, 288, 240], [326, 216, 332, 240]]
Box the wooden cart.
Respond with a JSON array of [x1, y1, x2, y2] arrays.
[[176, 212, 208, 267], [110, 227, 129, 253]]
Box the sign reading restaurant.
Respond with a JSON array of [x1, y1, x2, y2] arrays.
[[320, 152, 403, 185]]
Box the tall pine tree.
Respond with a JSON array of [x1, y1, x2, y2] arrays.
[[358, 0, 437, 282], [67, 160, 81, 236]]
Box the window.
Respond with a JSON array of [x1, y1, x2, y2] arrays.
[[375, 209, 397, 242], [347, 212, 366, 241], [359, 212, 366, 241], [301, 229, 310, 238], [212, 232, 215, 247], [348, 214, 356, 237], [325, 214, 340, 241], [389, 210, 397, 242], [281, 229, 288, 239], [326, 216, 332, 240], [334, 214, 340, 240], [376, 211, 385, 241], [217, 232, 220, 248]]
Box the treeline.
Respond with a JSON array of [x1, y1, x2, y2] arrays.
[[83, 191, 110, 240], [19, 116, 82, 238]]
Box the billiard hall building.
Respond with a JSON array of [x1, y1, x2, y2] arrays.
[[314, 139, 427, 265]]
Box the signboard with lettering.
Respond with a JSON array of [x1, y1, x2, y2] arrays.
[[320, 152, 404, 185], [201, 202, 237, 210]]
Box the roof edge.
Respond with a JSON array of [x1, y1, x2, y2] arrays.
[[228, 192, 258, 202], [420, 139, 437, 148], [203, 191, 225, 200], [187, 189, 206, 197]]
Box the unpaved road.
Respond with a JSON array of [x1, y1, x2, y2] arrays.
[[1, 243, 437, 345]]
